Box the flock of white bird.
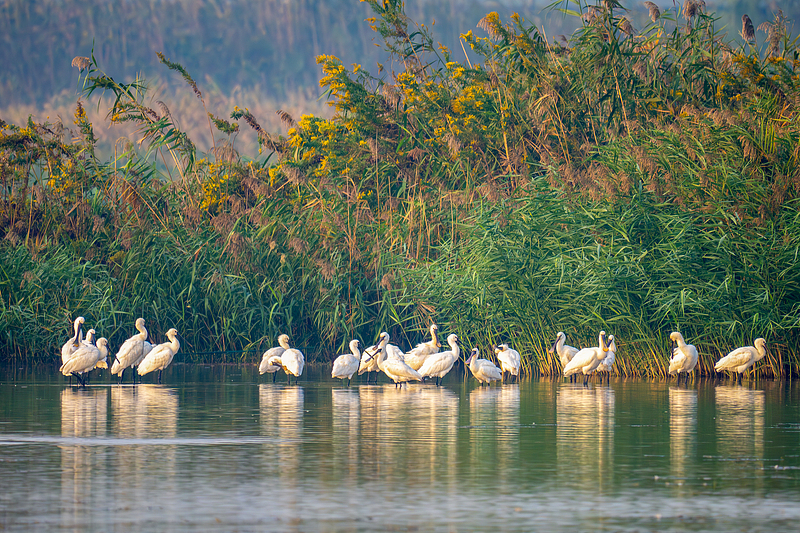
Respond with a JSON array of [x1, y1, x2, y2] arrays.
[[59, 316, 769, 387], [59, 316, 181, 386], [551, 330, 768, 385], [259, 324, 521, 387]]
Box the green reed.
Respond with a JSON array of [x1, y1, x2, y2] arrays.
[[2, 1, 800, 378]]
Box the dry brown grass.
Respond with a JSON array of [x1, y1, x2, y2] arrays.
[[1, 83, 332, 159]]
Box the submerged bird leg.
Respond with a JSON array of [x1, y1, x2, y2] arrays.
[[158, 369, 163, 384], [583, 374, 589, 387], [271, 372, 276, 383], [118, 368, 125, 385]]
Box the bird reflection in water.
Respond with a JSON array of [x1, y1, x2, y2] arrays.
[[556, 385, 615, 489], [468, 386, 520, 481], [332, 388, 360, 479], [358, 385, 458, 483], [259, 385, 305, 481], [715, 385, 765, 484], [59, 388, 109, 527], [669, 387, 697, 491], [110, 385, 179, 485]]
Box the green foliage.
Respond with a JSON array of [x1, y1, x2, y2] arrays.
[[2, 1, 800, 379]]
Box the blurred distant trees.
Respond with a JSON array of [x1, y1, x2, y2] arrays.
[[0, 0, 560, 106]]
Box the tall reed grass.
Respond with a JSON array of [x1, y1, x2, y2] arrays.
[[2, 1, 799, 378]]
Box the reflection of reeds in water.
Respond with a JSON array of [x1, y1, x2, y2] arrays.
[[60, 388, 109, 527], [259, 385, 304, 482], [358, 385, 458, 484], [468, 386, 520, 481], [556, 386, 615, 489], [669, 387, 697, 486], [715, 386, 765, 484]]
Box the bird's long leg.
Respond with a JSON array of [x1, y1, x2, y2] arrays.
[[119, 368, 125, 385], [271, 372, 276, 383], [583, 374, 589, 387], [158, 369, 163, 384]]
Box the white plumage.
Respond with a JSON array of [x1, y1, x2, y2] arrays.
[[59, 337, 109, 387], [668, 331, 698, 383], [466, 347, 502, 385], [61, 316, 85, 365], [417, 333, 460, 386], [402, 324, 441, 370], [331, 339, 362, 385], [111, 318, 153, 382], [494, 343, 521, 382], [715, 338, 767, 383], [550, 331, 579, 369], [280, 337, 305, 385], [357, 343, 381, 382], [596, 335, 616, 380], [563, 330, 609, 385], [259, 334, 290, 379], [376, 332, 422, 387], [137, 328, 180, 383], [81, 328, 96, 347]]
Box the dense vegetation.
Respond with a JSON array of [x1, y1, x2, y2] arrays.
[[2, 0, 799, 378]]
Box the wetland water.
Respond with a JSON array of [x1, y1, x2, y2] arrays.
[[1, 366, 799, 532]]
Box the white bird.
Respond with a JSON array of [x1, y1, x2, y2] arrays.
[[59, 338, 109, 387], [494, 343, 521, 383], [331, 339, 362, 386], [259, 334, 290, 382], [78, 328, 108, 373], [417, 333, 460, 386], [596, 335, 616, 382], [466, 347, 502, 385], [402, 324, 441, 370], [563, 330, 609, 386], [61, 316, 85, 365], [280, 337, 305, 385], [385, 340, 406, 361], [550, 331, 579, 382], [81, 328, 97, 347], [375, 332, 422, 387], [111, 318, 153, 384], [668, 331, 698, 384], [137, 328, 180, 384], [714, 338, 767, 384], [357, 343, 381, 383]]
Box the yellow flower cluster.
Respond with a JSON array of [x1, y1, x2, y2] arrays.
[[201, 163, 231, 211], [451, 85, 487, 115]]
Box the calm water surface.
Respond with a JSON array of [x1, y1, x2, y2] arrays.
[[1, 365, 799, 532]]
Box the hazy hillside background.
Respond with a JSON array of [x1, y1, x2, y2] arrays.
[[2, 0, 789, 106]]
